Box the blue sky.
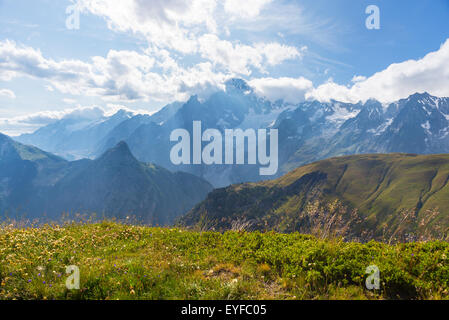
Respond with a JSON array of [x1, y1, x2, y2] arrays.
[[0, 0, 448, 135]]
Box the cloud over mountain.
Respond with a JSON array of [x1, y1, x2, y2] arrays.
[[306, 39, 449, 103], [249, 76, 313, 104], [1, 0, 449, 132]]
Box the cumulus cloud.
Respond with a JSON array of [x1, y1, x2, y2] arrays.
[[0, 39, 92, 92], [0, 88, 15, 99], [198, 35, 262, 75], [0, 107, 101, 136], [251, 39, 449, 105], [0, 1, 304, 105], [351, 75, 366, 83], [62, 98, 77, 104], [0, 40, 228, 103], [256, 43, 305, 67], [78, 0, 217, 53], [0, 104, 152, 136], [198, 35, 302, 75], [224, 0, 273, 19], [307, 39, 449, 103], [78, 0, 301, 72], [249, 77, 314, 104], [0, 38, 302, 103]]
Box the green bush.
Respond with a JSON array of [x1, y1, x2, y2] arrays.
[[0, 222, 448, 300]]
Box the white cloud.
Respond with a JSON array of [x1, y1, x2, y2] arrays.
[[198, 34, 263, 75], [249, 77, 314, 104], [224, 0, 273, 19], [307, 38, 449, 103], [0, 104, 153, 136], [255, 43, 305, 66], [78, 0, 301, 73], [63, 98, 77, 104], [0, 2, 305, 108], [351, 75, 366, 83], [0, 38, 302, 103], [0, 39, 92, 92], [198, 34, 302, 75], [305, 80, 357, 103], [45, 85, 55, 92], [0, 88, 15, 99], [78, 0, 217, 53], [250, 39, 449, 105], [0, 107, 102, 135], [0, 40, 229, 103]]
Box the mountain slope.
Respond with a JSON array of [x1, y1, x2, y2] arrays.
[[0, 133, 68, 216], [16, 110, 133, 160], [105, 79, 289, 187], [180, 153, 449, 241], [0, 135, 212, 224], [96, 102, 183, 155], [50, 142, 212, 224]]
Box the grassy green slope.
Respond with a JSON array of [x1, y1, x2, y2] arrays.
[[1, 222, 448, 300], [181, 153, 449, 240], [275, 153, 449, 231]]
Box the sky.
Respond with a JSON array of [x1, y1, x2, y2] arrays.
[[0, 0, 448, 135]]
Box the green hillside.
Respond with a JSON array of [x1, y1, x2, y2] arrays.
[[180, 153, 449, 241], [1, 222, 448, 300]]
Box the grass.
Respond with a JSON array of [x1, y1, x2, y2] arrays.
[[184, 153, 449, 239], [0, 221, 448, 300]]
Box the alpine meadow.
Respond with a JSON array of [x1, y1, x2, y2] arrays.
[[1, 0, 449, 305]]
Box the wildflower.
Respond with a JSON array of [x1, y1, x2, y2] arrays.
[[28, 279, 31, 283]]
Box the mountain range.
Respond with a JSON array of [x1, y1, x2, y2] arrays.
[[2, 78, 449, 238], [0, 133, 212, 224], [14, 79, 449, 189]]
